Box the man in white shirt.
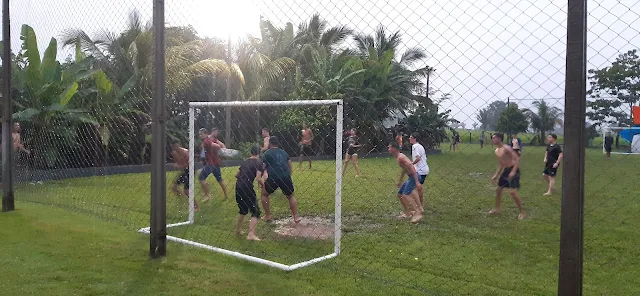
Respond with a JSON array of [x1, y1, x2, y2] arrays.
[[410, 133, 429, 209]]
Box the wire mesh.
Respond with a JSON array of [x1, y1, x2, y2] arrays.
[[3, 0, 639, 294]]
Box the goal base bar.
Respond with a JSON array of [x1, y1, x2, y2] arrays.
[[137, 223, 337, 271]]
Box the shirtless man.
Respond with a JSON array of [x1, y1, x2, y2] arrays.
[[489, 133, 526, 220], [388, 142, 423, 224], [298, 123, 313, 169], [171, 142, 199, 211], [199, 128, 229, 201], [12, 123, 30, 155], [260, 128, 270, 153]]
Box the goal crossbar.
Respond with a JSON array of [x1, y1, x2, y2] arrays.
[[139, 99, 343, 271]]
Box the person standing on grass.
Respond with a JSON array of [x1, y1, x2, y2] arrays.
[[171, 142, 199, 212], [298, 123, 313, 169], [389, 142, 424, 224], [198, 128, 229, 202], [408, 133, 429, 213], [480, 131, 486, 148], [342, 128, 362, 177], [12, 122, 30, 156], [261, 136, 301, 223], [234, 145, 265, 241], [260, 128, 271, 153], [604, 132, 614, 159], [543, 134, 563, 196], [489, 133, 526, 220]]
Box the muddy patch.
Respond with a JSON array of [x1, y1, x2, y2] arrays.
[[273, 216, 335, 240]]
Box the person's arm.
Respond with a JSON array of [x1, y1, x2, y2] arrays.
[[554, 150, 564, 168], [288, 159, 293, 174], [509, 148, 520, 177], [216, 140, 226, 149], [256, 169, 264, 188], [544, 150, 548, 163], [261, 138, 269, 152]]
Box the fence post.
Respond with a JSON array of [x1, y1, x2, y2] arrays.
[[2, 0, 14, 213], [150, 0, 167, 258], [558, 0, 587, 294]]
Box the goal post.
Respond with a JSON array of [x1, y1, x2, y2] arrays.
[[601, 126, 640, 155], [140, 99, 343, 271]]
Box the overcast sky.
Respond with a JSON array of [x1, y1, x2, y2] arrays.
[[3, 0, 639, 127]]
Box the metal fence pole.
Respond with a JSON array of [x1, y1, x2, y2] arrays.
[[558, 0, 587, 294], [2, 0, 14, 213], [150, 0, 167, 258]]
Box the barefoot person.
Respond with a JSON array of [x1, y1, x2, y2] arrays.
[[261, 136, 300, 223], [12, 122, 30, 155], [409, 133, 429, 212], [198, 128, 229, 201], [389, 143, 424, 224], [260, 128, 271, 153], [171, 142, 199, 211], [489, 133, 526, 220], [342, 128, 362, 177], [298, 123, 313, 169], [543, 134, 563, 196], [234, 145, 265, 241]]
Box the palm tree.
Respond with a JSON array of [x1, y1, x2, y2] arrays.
[[526, 99, 563, 145]]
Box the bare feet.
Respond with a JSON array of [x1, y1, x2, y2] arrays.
[[543, 192, 552, 196], [235, 230, 245, 236], [293, 217, 302, 224], [518, 212, 527, 220], [488, 209, 501, 216], [247, 234, 262, 241], [263, 216, 273, 222], [202, 195, 211, 202], [410, 212, 424, 224]]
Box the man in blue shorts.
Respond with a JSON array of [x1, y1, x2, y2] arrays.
[[261, 136, 301, 223], [389, 143, 423, 224], [198, 128, 229, 201]]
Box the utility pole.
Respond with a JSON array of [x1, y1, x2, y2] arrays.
[[2, 0, 15, 212], [225, 34, 232, 146]]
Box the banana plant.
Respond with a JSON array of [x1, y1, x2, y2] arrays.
[[12, 25, 98, 168]]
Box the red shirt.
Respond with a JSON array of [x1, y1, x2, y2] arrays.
[[203, 137, 222, 166]]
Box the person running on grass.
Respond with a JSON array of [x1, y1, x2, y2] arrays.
[[489, 132, 526, 220], [234, 145, 265, 241], [261, 136, 301, 223], [543, 134, 563, 196], [408, 133, 429, 214], [342, 128, 362, 177], [260, 128, 271, 153], [604, 132, 614, 159], [171, 142, 199, 211], [389, 142, 424, 224], [198, 128, 229, 201], [298, 123, 314, 169]]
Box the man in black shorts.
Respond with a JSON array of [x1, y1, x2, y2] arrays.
[[604, 132, 614, 159], [235, 145, 265, 241], [261, 136, 301, 223], [543, 134, 563, 196], [489, 133, 526, 220], [171, 142, 199, 211]]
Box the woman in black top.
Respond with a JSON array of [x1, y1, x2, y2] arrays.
[[342, 128, 362, 177]]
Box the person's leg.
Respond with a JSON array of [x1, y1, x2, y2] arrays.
[[247, 188, 262, 240], [235, 215, 246, 235], [489, 187, 504, 215], [352, 154, 361, 176], [247, 217, 261, 241], [544, 176, 556, 196], [199, 166, 212, 201], [397, 181, 413, 217], [410, 190, 423, 223], [172, 183, 181, 196], [510, 189, 526, 220], [282, 177, 301, 223], [286, 194, 300, 223], [342, 154, 351, 176], [211, 166, 228, 200], [184, 188, 199, 211], [307, 147, 312, 169], [261, 180, 275, 221], [417, 175, 426, 209]]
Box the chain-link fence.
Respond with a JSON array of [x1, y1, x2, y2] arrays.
[[2, 0, 639, 294]]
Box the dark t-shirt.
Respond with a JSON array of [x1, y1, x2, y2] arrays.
[[236, 158, 264, 187], [262, 148, 290, 179], [604, 136, 614, 148], [546, 144, 562, 164]]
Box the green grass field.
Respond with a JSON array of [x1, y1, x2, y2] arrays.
[[2, 143, 639, 295]]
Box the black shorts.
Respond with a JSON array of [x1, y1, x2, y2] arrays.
[[498, 167, 520, 189], [300, 144, 313, 156], [346, 147, 359, 155], [235, 184, 261, 217], [605, 146, 612, 153], [175, 168, 189, 189], [543, 164, 558, 177], [265, 176, 295, 196]]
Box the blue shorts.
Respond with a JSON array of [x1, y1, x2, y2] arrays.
[[398, 174, 427, 195], [198, 165, 223, 182]]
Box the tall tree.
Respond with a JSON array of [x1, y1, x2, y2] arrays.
[[587, 49, 640, 127], [476, 100, 508, 130], [496, 103, 529, 135], [526, 99, 563, 145]]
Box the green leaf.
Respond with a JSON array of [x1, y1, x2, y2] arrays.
[[117, 72, 140, 98], [59, 82, 79, 106], [13, 108, 41, 121], [41, 37, 58, 84], [93, 70, 113, 94], [20, 25, 43, 90]]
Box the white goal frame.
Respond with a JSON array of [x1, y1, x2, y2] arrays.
[[601, 126, 640, 155], [139, 99, 343, 271]]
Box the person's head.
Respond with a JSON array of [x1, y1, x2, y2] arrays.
[[13, 122, 20, 132], [409, 133, 419, 145], [268, 136, 279, 148], [492, 132, 504, 145], [513, 133, 518, 138], [261, 128, 270, 137], [302, 122, 308, 129], [198, 128, 208, 139], [349, 128, 357, 136], [250, 145, 260, 157], [547, 134, 558, 144], [388, 142, 401, 155], [481, 130, 485, 134], [171, 140, 180, 149], [210, 127, 219, 138], [605, 131, 612, 137]]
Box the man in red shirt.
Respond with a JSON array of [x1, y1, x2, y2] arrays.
[[198, 128, 229, 201]]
